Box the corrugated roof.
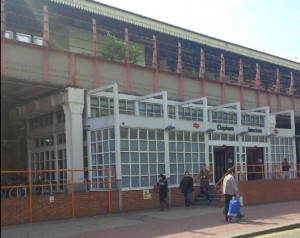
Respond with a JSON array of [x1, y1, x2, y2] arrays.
[[50, 0, 299, 70]]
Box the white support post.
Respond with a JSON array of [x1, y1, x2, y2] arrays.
[[62, 88, 84, 181]]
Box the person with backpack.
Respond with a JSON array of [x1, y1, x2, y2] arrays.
[[179, 171, 194, 209], [156, 174, 169, 211]]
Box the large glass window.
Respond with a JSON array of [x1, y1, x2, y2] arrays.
[[91, 96, 114, 117], [90, 128, 116, 189], [169, 131, 205, 185], [211, 111, 237, 125], [120, 128, 165, 188], [179, 107, 203, 121], [139, 102, 163, 118], [241, 114, 265, 127]]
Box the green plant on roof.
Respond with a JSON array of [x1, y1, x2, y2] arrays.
[[99, 32, 141, 64]]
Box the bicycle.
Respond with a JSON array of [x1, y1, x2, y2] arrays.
[[9, 185, 27, 198]]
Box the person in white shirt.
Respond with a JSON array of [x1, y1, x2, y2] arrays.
[[222, 168, 244, 221]]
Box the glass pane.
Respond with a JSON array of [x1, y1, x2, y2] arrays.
[[109, 140, 115, 151], [169, 131, 175, 141], [169, 142, 176, 151], [199, 143, 205, 152], [122, 165, 130, 175], [149, 141, 156, 151], [185, 153, 191, 162], [141, 176, 149, 187], [140, 153, 148, 163], [184, 132, 190, 141], [150, 164, 157, 174], [177, 142, 184, 151], [102, 129, 108, 140], [177, 131, 183, 141], [185, 142, 191, 152], [122, 177, 130, 187], [121, 152, 130, 163], [120, 128, 128, 139], [131, 165, 139, 175], [157, 141, 164, 151], [140, 140, 147, 151], [103, 141, 109, 152], [192, 143, 198, 152], [130, 128, 138, 139], [131, 152, 139, 163], [131, 176, 140, 187], [169, 153, 176, 163], [157, 153, 165, 163], [139, 129, 147, 139], [198, 133, 204, 141], [148, 130, 156, 140], [141, 165, 148, 175], [130, 141, 138, 151], [158, 164, 165, 174], [121, 140, 129, 151], [170, 164, 177, 173], [157, 130, 164, 140], [149, 153, 156, 163], [177, 153, 184, 162]]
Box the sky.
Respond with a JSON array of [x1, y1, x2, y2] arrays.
[[95, 0, 300, 63]]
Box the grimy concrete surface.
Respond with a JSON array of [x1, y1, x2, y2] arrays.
[[1, 201, 300, 238]]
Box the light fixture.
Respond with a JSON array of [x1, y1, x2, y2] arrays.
[[239, 131, 248, 136], [165, 123, 176, 131], [205, 128, 215, 133]]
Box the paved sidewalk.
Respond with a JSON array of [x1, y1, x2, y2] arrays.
[[1, 201, 300, 238]]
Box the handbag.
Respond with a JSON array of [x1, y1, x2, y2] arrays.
[[154, 184, 159, 193]]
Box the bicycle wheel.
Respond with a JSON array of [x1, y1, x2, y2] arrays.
[[9, 186, 27, 198]]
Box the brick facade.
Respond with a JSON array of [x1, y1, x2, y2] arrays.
[[1, 179, 300, 226]]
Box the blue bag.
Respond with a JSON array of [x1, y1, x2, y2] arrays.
[[227, 197, 240, 217]]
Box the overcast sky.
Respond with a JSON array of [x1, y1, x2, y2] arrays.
[[95, 0, 300, 63]]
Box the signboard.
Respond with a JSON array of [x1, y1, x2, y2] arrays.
[[49, 196, 55, 203], [143, 189, 151, 199]]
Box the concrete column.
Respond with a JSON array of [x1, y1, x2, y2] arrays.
[[62, 87, 84, 181]]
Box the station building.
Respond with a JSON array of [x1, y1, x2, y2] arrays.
[[1, 0, 300, 213]]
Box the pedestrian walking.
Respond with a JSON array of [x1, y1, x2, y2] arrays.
[[198, 164, 211, 202], [281, 158, 291, 179], [179, 171, 194, 209], [222, 168, 244, 221], [156, 174, 169, 211]]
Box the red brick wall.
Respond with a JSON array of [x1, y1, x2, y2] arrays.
[[121, 188, 186, 212], [1, 191, 119, 226], [2, 179, 299, 225], [239, 178, 300, 206], [1, 197, 29, 225]]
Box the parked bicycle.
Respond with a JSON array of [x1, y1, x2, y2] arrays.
[[9, 185, 27, 198], [1, 173, 28, 198]]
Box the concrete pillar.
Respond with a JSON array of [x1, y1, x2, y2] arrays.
[[62, 87, 84, 181]]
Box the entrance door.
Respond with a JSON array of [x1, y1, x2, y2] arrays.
[[214, 146, 234, 182], [246, 147, 264, 180]]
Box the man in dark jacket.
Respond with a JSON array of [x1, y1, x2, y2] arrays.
[[179, 171, 194, 209], [157, 174, 169, 211], [282, 158, 291, 179]]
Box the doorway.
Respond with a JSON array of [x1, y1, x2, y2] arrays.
[[246, 147, 264, 180], [214, 146, 234, 182]]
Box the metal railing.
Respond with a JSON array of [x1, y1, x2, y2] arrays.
[[214, 163, 299, 194], [1, 168, 116, 223]]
